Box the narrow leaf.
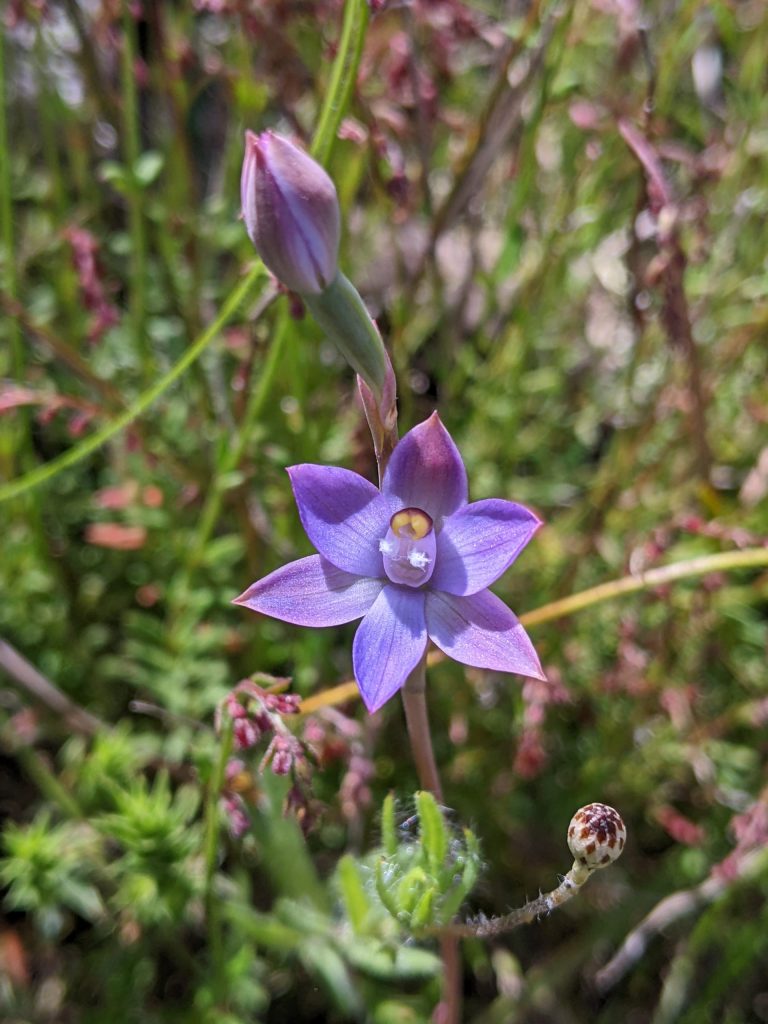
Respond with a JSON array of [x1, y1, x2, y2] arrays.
[[337, 854, 370, 934], [416, 791, 447, 877], [381, 792, 397, 856]]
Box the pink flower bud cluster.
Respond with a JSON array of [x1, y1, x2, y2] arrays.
[[216, 680, 310, 838], [216, 679, 301, 753]]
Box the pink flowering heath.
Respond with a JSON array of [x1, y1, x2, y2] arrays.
[[240, 130, 340, 295], [234, 414, 545, 712]]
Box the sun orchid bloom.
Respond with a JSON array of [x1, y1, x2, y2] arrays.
[[241, 130, 340, 295], [234, 414, 545, 712]]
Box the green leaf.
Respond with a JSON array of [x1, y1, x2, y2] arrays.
[[410, 887, 435, 930], [98, 160, 128, 192], [225, 904, 302, 952], [299, 939, 361, 1017], [415, 791, 447, 877], [277, 899, 333, 937], [214, 471, 247, 493], [395, 867, 428, 918], [58, 878, 104, 922], [336, 854, 370, 934], [381, 792, 397, 856], [373, 1000, 424, 1024], [374, 857, 401, 922], [345, 940, 440, 982]]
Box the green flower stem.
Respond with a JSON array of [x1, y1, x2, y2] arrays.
[[180, 0, 371, 572], [310, 0, 369, 168], [304, 272, 389, 398], [204, 720, 233, 895], [0, 265, 268, 503]]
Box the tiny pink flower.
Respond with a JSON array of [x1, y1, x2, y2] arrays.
[[223, 795, 250, 838], [264, 734, 304, 776]]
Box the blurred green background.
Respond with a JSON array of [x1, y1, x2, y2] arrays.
[[1, 1, 767, 1021]]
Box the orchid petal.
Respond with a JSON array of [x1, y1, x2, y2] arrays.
[[431, 499, 541, 596], [288, 464, 391, 576], [426, 589, 545, 679], [353, 586, 428, 712], [382, 412, 467, 521], [233, 555, 383, 626]]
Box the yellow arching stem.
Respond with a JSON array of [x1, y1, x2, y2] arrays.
[[298, 546, 768, 715]]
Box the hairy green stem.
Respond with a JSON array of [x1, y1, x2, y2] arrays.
[[435, 861, 595, 940]]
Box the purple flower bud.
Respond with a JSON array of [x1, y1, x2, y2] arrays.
[[241, 130, 341, 295]]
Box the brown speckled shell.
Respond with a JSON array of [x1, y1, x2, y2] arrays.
[[567, 803, 627, 868]]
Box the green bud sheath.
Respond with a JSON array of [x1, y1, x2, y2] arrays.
[[304, 271, 389, 399]]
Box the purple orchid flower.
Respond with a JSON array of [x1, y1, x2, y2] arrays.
[[234, 414, 545, 712]]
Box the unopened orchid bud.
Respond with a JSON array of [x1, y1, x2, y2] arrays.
[[567, 803, 626, 883], [240, 130, 391, 400], [241, 130, 340, 295]]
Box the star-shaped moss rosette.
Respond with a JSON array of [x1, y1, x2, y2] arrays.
[[234, 414, 544, 712]]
